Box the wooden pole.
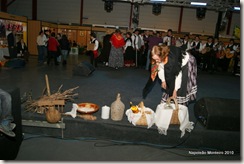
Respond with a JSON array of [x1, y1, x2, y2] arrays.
[[178, 6, 183, 33], [80, 0, 83, 25], [32, 0, 37, 20], [45, 74, 51, 96]]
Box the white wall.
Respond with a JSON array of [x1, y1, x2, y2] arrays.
[[139, 5, 181, 31], [36, 0, 81, 24], [83, 0, 131, 28], [181, 8, 218, 35], [3, 0, 240, 37]]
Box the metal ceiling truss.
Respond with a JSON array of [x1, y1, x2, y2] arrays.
[[105, 0, 240, 11]]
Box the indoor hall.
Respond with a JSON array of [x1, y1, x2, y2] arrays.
[[0, 0, 241, 162]]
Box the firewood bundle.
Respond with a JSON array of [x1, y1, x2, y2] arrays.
[[24, 75, 79, 114]]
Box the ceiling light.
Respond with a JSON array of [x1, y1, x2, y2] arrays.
[[191, 2, 207, 6], [234, 7, 240, 10]]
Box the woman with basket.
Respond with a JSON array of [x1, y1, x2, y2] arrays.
[[148, 43, 197, 137], [147, 43, 197, 106]]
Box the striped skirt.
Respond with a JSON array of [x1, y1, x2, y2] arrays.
[[161, 54, 197, 106]]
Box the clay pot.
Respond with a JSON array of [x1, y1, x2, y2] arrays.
[[46, 106, 61, 123]]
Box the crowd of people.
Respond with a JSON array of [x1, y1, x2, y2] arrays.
[[36, 30, 72, 66], [92, 28, 240, 76], [5, 27, 239, 76], [188, 35, 240, 75]]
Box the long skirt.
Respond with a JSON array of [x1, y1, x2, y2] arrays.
[[108, 45, 124, 68], [161, 54, 197, 106]]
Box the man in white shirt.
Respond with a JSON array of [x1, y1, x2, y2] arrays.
[[36, 30, 48, 64], [163, 29, 175, 46], [190, 35, 204, 69], [181, 34, 191, 51]]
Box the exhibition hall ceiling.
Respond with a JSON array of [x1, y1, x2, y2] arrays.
[[107, 0, 240, 10]]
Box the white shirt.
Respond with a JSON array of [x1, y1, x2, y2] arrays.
[[43, 35, 49, 46], [181, 39, 191, 51], [124, 39, 132, 50], [139, 34, 144, 47], [163, 36, 172, 46], [191, 41, 205, 52], [224, 44, 237, 54], [36, 35, 45, 46], [90, 38, 99, 51], [131, 34, 141, 50], [213, 42, 222, 51]]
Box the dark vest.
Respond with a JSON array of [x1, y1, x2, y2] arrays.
[[206, 42, 213, 48], [192, 41, 201, 50], [226, 44, 234, 51], [181, 40, 188, 51], [164, 47, 183, 96]]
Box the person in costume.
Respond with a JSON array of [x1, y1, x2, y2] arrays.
[[108, 29, 125, 69], [99, 31, 112, 66], [86, 32, 99, 67], [143, 43, 197, 106], [222, 39, 237, 72], [163, 29, 175, 46], [123, 32, 134, 67]]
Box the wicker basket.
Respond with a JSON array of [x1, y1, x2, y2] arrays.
[[135, 101, 151, 126], [136, 112, 147, 126], [166, 98, 180, 125], [136, 102, 146, 126], [126, 101, 154, 128]]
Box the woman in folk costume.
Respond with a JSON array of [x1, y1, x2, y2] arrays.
[[108, 29, 125, 69], [123, 31, 135, 67], [145, 43, 197, 106]]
